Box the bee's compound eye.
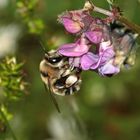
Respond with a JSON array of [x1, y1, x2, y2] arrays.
[[48, 57, 62, 64], [40, 71, 48, 77]]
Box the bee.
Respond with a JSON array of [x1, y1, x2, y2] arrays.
[[110, 21, 138, 68], [39, 50, 82, 112]]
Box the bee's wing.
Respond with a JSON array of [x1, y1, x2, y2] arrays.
[[44, 82, 61, 113]]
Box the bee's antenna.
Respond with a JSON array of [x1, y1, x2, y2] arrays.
[[39, 40, 47, 53], [44, 81, 61, 113]]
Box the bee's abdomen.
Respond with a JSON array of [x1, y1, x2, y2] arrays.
[[53, 74, 82, 96]]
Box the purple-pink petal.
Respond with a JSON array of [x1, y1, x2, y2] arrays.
[[98, 62, 120, 76], [85, 30, 103, 44], [99, 48, 115, 65], [58, 42, 89, 57], [81, 52, 99, 70], [90, 56, 103, 69], [62, 18, 82, 33], [99, 40, 112, 54], [90, 48, 115, 70], [58, 37, 90, 57], [97, 41, 115, 65]]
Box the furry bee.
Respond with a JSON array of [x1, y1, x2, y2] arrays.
[[39, 50, 82, 112]]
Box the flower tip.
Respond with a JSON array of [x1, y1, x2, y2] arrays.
[[98, 63, 120, 76], [62, 18, 81, 33]]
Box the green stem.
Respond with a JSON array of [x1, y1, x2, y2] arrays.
[[85, 0, 140, 36], [0, 106, 18, 140], [118, 16, 140, 35]]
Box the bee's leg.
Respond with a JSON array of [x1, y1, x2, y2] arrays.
[[69, 64, 75, 71], [61, 68, 72, 77], [44, 81, 61, 113]]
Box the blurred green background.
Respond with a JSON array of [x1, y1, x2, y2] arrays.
[[0, 0, 140, 140]]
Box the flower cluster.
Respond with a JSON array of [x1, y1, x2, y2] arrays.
[[57, 9, 138, 76]]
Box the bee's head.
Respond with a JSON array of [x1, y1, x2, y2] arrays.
[[44, 50, 68, 68]]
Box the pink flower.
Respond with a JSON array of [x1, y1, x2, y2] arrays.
[[58, 36, 116, 72], [57, 6, 138, 77], [58, 19, 116, 73], [81, 40, 115, 71]]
